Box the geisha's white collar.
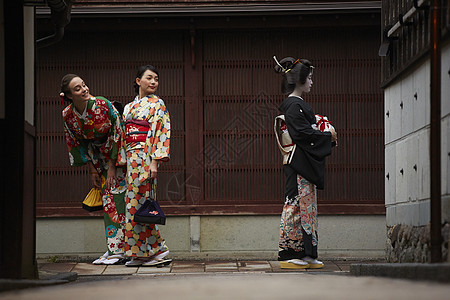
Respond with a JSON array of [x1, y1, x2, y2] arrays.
[[289, 94, 304, 101]]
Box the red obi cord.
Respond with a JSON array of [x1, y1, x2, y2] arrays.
[[315, 114, 332, 132], [125, 120, 150, 143]]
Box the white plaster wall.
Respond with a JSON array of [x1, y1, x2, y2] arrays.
[[384, 40, 450, 227], [385, 143, 396, 206], [37, 215, 386, 260], [36, 217, 191, 258], [442, 42, 450, 119], [444, 117, 450, 197], [443, 115, 450, 223]]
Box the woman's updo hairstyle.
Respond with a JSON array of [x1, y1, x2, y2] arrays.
[[60, 73, 80, 103], [274, 56, 313, 94], [134, 65, 159, 94]]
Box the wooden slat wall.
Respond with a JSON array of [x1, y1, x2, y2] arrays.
[[36, 19, 384, 216], [36, 31, 185, 216], [202, 27, 384, 211]]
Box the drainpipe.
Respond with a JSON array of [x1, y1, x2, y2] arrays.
[[37, 0, 72, 49], [430, 0, 442, 263]]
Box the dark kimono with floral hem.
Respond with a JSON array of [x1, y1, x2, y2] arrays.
[[277, 96, 333, 260]]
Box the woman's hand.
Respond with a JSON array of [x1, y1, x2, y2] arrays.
[[105, 160, 117, 190], [150, 159, 158, 179], [89, 163, 102, 189], [91, 172, 102, 189], [329, 127, 338, 142]]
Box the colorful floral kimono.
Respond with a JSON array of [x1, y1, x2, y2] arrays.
[[279, 171, 318, 260], [118, 94, 170, 258], [62, 96, 127, 255]]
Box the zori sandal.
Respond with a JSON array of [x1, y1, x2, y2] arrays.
[[303, 257, 324, 269], [141, 258, 173, 267], [279, 259, 309, 269]]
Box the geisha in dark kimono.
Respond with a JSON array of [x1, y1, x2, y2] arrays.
[[61, 74, 126, 265], [273, 57, 337, 269]]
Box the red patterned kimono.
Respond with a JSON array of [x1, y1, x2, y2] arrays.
[[63, 96, 126, 255]]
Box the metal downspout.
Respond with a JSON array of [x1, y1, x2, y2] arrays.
[[36, 26, 65, 49], [430, 0, 442, 263], [36, 0, 72, 48]]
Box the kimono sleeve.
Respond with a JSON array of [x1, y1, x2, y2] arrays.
[[116, 103, 131, 167], [146, 99, 171, 162], [116, 129, 127, 167], [98, 98, 123, 161], [63, 118, 90, 167], [138, 99, 171, 183], [285, 102, 332, 159]]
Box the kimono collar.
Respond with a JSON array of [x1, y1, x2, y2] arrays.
[[289, 95, 304, 101], [134, 94, 158, 102], [72, 97, 95, 119]]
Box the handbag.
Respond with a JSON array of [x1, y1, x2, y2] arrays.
[[134, 199, 166, 225], [82, 188, 103, 212]]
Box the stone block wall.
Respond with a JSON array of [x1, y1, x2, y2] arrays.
[[386, 223, 450, 263], [384, 41, 450, 263]]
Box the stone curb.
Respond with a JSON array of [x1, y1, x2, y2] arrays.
[[39, 271, 78, 282], [350, 263, 450, 283], [0, 272, 77, 293]]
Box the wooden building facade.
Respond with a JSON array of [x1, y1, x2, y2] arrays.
[[35, 1, 384, 218]]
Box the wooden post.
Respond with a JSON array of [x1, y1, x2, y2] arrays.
[[429, 0, 442, 263], [0, 0, 37, 279]]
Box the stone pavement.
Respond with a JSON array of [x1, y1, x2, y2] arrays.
[[37, 259, 355, 278], [1, 259, 450, 300]]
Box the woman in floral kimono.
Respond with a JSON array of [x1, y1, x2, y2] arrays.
[[118, 65, 171, 267], [273, 57, 337, 269], [60, 74, 127, 265]]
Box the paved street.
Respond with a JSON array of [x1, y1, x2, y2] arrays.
[[0, 260, 449, 299], [38, 259, 355, 276]]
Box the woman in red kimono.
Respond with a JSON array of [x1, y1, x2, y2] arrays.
[[60, 74, 126, 265], [274, 57, 337, 269]]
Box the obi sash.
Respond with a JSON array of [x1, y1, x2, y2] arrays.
[[274, 114, 296, 165], [125, 120, 150, 143]]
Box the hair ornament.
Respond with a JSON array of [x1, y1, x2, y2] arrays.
[[284, 58, 302, 73], [273, 56, 286, 73], [60, 92, 65, 106]]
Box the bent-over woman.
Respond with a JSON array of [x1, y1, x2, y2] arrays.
[[61, 74, 127, 264]]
